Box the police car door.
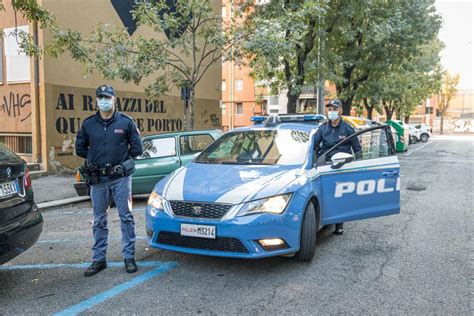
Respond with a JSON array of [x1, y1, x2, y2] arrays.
[[316, 125, 400, 224]]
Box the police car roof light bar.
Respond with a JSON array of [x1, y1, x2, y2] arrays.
[[264, 114, 281, 126], [251, 114, 326, 125]]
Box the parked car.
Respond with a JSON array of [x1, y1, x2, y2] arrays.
[[408, 125, 421, 144], [74, 129, 223, 196], [410, 124, 431, 142], [145, 114, 400, 261], [0, 143, 43, 265]]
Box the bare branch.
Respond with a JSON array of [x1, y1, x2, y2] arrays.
[[195, 51, 222, 85], [165, 61, 191, 82]]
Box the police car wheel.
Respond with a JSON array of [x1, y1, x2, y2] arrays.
[[294, 202, 317, 262], [420, 133, 429, 142], [410, 136, 418, 144]]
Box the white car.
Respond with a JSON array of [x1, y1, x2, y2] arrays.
[[408, 126, 421, 144], [410, 124, 431, 142]]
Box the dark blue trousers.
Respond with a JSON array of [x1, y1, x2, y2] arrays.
[[90, 176, 135, 261]]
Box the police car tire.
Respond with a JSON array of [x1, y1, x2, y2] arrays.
[[410, 136, 418, 144], [420, 133, 429, 142], [294, 202, 317, 262]]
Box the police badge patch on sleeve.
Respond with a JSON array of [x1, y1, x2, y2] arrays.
[[115, 129, 125, 134]]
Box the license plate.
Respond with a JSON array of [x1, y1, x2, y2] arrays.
[[180, 223, 216, 239], [0, 180, 18, 198]]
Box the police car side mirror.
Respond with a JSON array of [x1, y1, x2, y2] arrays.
[[330, 152, 353, 169]]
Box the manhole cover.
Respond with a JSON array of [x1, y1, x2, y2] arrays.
[[406, 185, 426, 191]]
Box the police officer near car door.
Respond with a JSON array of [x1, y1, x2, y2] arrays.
[[76, 85, 143, 277], [313, 99, 362, 235]]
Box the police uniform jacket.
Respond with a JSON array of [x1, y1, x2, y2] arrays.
[[75, 110, 143, 168], [313, 120, 362, 157]]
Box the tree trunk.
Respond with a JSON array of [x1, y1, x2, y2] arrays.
[[383, 101, 394, 121], [341, 97, 353, 116], [287, 90, 299, 114], [363, 97, 373, 120], [440, 114, 444, 135], [188, 88, 195, 131], [404, 116, 410, 124]]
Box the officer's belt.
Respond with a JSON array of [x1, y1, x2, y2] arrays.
[[97, 168, 110, 176], [97, 164, 122, 177]]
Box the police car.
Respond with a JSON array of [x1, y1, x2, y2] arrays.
[[145, 114, 400, 261]]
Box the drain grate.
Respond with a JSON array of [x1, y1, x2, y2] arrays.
[[406, 185, 426, 191]]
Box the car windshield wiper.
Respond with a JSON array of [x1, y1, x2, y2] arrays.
[[220, 161, 273, 165], [194, 160, 210, 164]]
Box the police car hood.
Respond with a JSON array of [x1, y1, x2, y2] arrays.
[[161, 163, 302, 205]]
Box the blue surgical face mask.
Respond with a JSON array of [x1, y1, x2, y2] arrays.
[[97, 98, 114, 112], [328, 110, 339, 121]]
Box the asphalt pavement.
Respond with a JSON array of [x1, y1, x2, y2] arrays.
[[32, 173, 78, 204], [1, 135, 472, 315]]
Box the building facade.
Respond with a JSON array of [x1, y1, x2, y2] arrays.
[[0, 0, 222, 172]]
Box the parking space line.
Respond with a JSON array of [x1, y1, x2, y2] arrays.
[[0, 260, 167, 270], [405, 141, 433, 156], [53, 261, 177, 316], [37, 235, 147, 244]]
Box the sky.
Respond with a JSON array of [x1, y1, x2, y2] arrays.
[[435, 0, 473, 90]]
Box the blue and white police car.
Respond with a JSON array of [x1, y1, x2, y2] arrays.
[[145, 115, 400, 261]]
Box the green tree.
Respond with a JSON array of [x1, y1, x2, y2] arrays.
[[324, 0, 442, 115], [235, 0, 327, 114], [355, 40, 443, 121], [1, 0, 231, 131], [437, 71, 460, 134]]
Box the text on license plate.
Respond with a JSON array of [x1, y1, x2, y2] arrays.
[[180, 223, 216, 239], [0, 180, 18, 198]]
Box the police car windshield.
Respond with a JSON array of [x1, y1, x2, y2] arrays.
[[196, 130, 310, 165]]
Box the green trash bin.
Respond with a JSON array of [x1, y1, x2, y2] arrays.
[[387, 120, 409, 152]]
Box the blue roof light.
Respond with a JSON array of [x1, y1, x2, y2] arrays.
[[250, 116, 265, 123], [303, 114, 326, 121]]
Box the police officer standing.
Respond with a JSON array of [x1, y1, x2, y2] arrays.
[[313, 99, 362, 235], [76, 85, 143, 277]]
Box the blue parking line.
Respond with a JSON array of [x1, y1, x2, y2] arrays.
[[37, 235, 147, 244], [54, 261, 176, 316], [0, 261, 167, 270]]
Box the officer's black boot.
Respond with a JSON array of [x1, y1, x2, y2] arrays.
[[84, 261, 107, 277], [124, 258, 138, 273], [334, 223, 344, 235]]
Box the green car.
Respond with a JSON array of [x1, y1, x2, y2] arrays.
[[74, 129, 223, 196]]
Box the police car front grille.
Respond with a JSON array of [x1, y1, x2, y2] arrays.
[[157, 232, 249, 253], [169, 201, 232, 219]]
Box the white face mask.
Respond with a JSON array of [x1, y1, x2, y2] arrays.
[[97, 98, 114, 112], [328, 110, 339, 121]]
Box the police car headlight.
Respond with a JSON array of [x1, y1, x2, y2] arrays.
[[237, 194, 291, 217], [147, 191, 165, 215]]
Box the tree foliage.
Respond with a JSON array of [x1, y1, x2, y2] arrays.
[[323, 0, 442, 115], [355, 39, 443, 121], [235, 0, 327, 114]]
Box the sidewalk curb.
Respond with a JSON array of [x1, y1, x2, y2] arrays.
[[37, 196, 90, 210]]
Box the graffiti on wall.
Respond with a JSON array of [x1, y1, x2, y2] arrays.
[[54, 93, 183, 135], [434, 118, 474, 133], [0, 92, 31, 122]]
